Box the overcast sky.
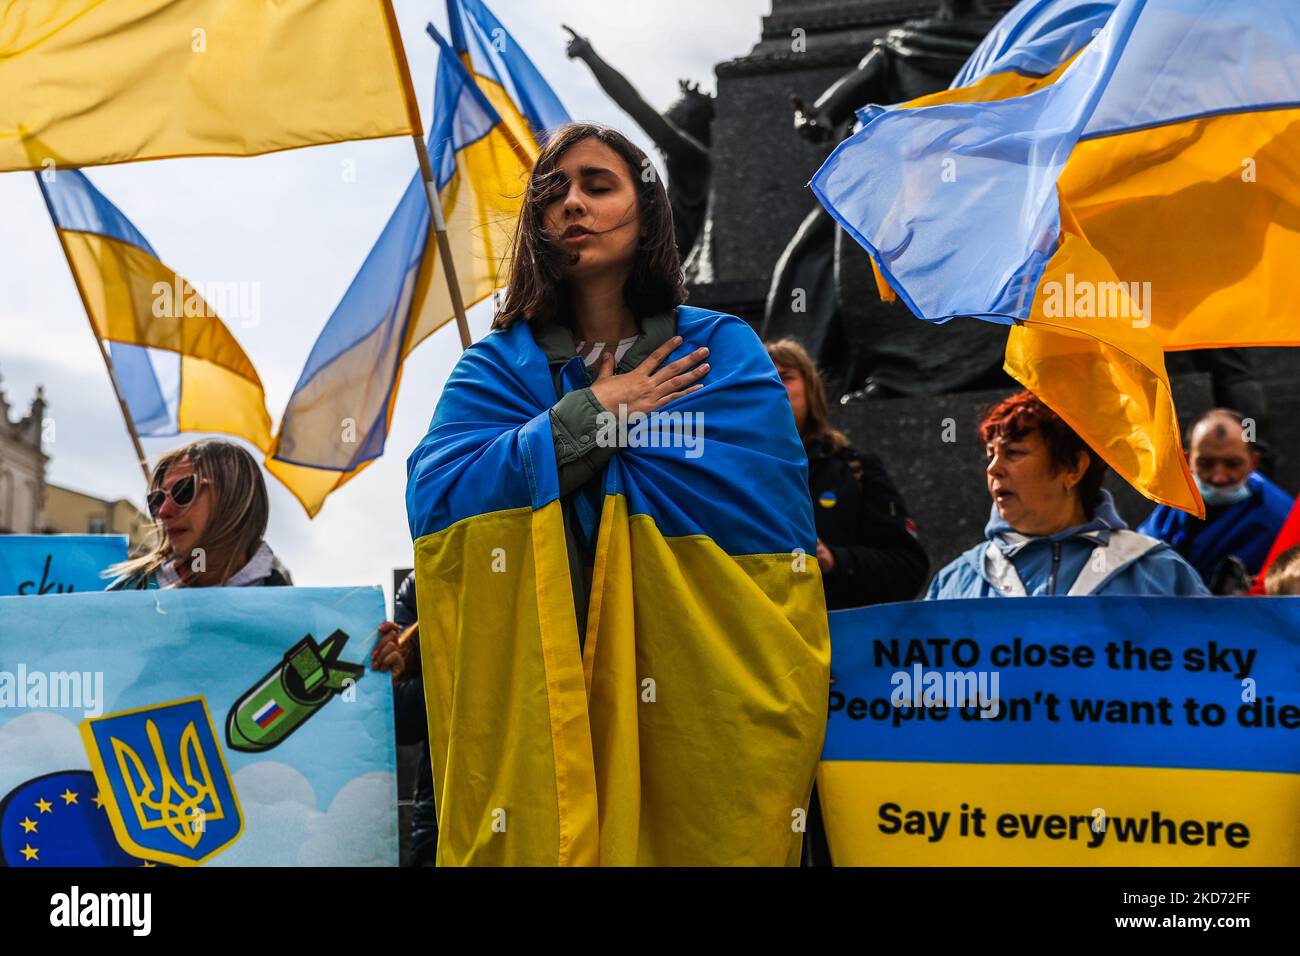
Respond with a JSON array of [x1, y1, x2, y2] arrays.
[[0, 0, 770, 608]]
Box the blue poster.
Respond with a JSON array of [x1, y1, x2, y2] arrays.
[[0, 586, 396, 867], [820, 596, 1300, 865], [0, 534, 127, 595]]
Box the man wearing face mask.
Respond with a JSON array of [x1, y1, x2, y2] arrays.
[[1138, 408, 1292, 593]]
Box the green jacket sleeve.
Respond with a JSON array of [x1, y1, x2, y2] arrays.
[[550, 387, 616, 497]]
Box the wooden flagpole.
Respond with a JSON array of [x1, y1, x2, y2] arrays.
[[34, 174, 152, 487], [413, 135, 474, 350], [381, 0, 473, 351]]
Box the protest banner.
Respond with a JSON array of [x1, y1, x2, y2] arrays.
[[0, 586, 394, 866], [820, 597, 1300, 865], [0, 535, 126, 596]]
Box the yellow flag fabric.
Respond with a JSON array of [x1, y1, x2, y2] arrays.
[[1059, 109, 1300, 352], [1010, 105, 1300, 516], [1, 0, 416, 172], [812, 0, 1300, 516], [264, 28, 533, 516], [1008, 226, 1194, 513], [460, 62, 541, 158], [39, 169, 272, 451]]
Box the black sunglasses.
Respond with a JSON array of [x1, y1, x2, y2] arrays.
[[147, 474, 203, 518]]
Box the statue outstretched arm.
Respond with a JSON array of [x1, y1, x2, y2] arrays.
[[563, 25, 703, 163], [792, 45, 889, 143]]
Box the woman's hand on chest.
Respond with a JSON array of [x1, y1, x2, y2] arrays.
[[589, 335, 711, 416]]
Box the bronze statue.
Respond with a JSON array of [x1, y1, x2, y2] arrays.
[[563, 25, 713, 259], [791, 0, 997, 143], [766, 0, 1009, 399]]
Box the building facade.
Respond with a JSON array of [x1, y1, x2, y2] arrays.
[[1, 368, 150, 549], [0, 380, 48, 534], [43, 483, 151, 550]]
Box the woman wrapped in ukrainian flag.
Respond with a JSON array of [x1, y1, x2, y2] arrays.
[[406, 122, 830, 866]]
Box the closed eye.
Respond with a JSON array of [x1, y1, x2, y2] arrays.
[[986, 446, 1025, 460]]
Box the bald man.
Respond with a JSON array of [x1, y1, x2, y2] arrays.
[[1138, 408, 1292, 592]]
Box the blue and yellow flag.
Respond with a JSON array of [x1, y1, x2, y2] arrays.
[[0, 0, 417, 172], [406, 306, 831, 865], [266, 26, 532, 517], [38, 170, 273, 452], [445, 0, 571, 150], [812, 0, 1300, 517]]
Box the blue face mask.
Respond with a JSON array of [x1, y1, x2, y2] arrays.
[[1195, 473, 1252, 507]]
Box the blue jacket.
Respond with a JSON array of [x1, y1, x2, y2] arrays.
[[926, 490, 1208, 599], [1137, 471, 1293, 583]]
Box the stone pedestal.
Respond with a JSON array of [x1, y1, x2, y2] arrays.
[[687, 0, 949, 326]]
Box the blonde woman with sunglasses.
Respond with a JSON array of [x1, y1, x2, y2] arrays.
[[107, 439, 292, 590]]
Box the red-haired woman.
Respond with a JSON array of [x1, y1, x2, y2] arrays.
[[926, 391, 1207, 598]]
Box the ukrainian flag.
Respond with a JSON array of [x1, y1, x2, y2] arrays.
[[445, 0, 571, 150], [266, 25, 531, 517], [38, 170, 272, 452], [812, 0, 1300, 516], [406, 307, 831, 865], [0, 0, 417, 172]]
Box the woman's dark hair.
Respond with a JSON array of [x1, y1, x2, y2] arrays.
[[765, 338, 847, 451], [492, 123, 686, 330], [979, 390, 1108, 514]]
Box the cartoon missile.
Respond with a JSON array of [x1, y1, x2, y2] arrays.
[[226, 629, 366, 753]]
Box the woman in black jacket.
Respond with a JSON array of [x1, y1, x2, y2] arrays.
[[768, 339, 929, 867], [767, 339, 929, 609]]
